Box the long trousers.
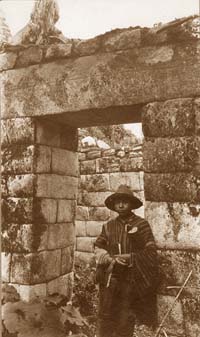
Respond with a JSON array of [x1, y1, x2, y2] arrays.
[[97, 277, 135, 337]]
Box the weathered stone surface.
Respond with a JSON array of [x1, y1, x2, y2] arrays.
[[139, 46, 174, 65], [2, 145, 34, 174], [11, 250, 62, 284], [45, 43, 72, 60], [47, 272, 74, 298], [48, 223, 75, 249], [86, 150, 102, 159], [145, 201, 200, 249], [158, 250, 200, 295], [74, 37, 100, 56], [81, 191, 111, 207], [109, 172, 142, 191], [194, 98, 200, 135], [102, 149, 116, 156], [33, 198, 57, 224], [96, 157, 120, 173], [57, 199, 75, 222], [80, 173, 110, 192], [75, 251, 95, 266], [2, 197, 33, 224], [80, 160, 96, 174], [142, 98, 194, 137], [76, 237, 96, 253], [76, 206, 89, 221], [182, 297, 200, 337], [61, 245, 74, 274], [1, 253, 11, 282], [1, 176, 8, 197], [36, 119, 61, 146], [78, 152, 86, 161], [16, 46, 43, 67], [88, 207, 110, 221], [103, 28, 141, 51], [134, 206, 144, 218], [143, 137, 200, 173], [7, 174, 35, 197], [120, 157, 143, 172], [19, 283, 47, 302], [75, 221, 87, 237], [86, 221, 104, 237], [144, 173, 199, 202], [1, 118, 34, 147], [35, 145, 51, 173], [52, 148, 78, 176], [36, 174, 78, 199], [157, 295, 184, 336], [0, 52, 17, 71]]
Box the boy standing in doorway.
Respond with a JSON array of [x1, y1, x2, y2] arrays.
[[94, 185, 158, 337]]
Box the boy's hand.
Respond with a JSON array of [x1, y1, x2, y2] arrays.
[[114, 254, 130, 265]]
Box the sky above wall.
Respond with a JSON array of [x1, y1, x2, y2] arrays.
[[0, 0, 198, 138]]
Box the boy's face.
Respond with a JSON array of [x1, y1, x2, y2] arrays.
[[113, 197, 132, 215]]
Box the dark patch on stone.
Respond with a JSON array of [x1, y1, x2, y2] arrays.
[[32, 198, 48, 251]]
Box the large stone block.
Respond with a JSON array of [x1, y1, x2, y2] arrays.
[[57, 199, 75, 222], [103, 28, 141, 52], [0, 52, 17, 71], [81, 191, 111, 207], [11, 250, 62, 284], [75, 251, 95, 266], [109, 172, 142, 191], [2, 145, 34, 174], [143, 137, 200, 173], [88, 206, 110, 221], [47, 272, 74, 299], [80, 160, 96, 174], [96, 157, 120, 173], [35, 145, 51, 173], [7, 174, 35, 197], [16, 46, 43, 67], [86, 149, 102, 159], [86, 221, 104, 237], [45, 43, 72, 60], [182, 297, 200, 337], [33, 198, 57, 224], [36, 174, 78, 199], [16, 224, 48, 252], [142, 98, 194, 137], [145, 201, 200, 249], [61, 245, 74, 275], [144, 173, 199, 202], [2, 197, 33, 225], [52, 148, 78, 176], [1, 118, 34, 147], [194, 98, 200, 135], [1, 253, 11, 282], [76, 206, 89, 221], [48, 223, 75, 249], [120, 157, 143, 172], [19, 283, 47, 302], [36, 119, 60, 147], [80, 173, 110, 192], [76, 237, 96, 253], [75, 221, 87, 237]]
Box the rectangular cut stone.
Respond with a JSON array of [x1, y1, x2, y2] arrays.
[[80, 160, 96, 174], [157, 295, 184, 336], [75, 221, 87, 237], [88, 207, 110, 221], [35, 145, 51, 173], [86, 150, 102, 159], [61, 245, 74, 275], [143, 137, 200, 173], [48, 223, 75, 249], [7, 174, 35, 197], [144, 173, 198, 202], [82, 191, 111, 207], [36, 119, 60, 147], [120, 157, 143, 172], [78, 152, 86, 161], [52, 148, 78, 176], [76, 206, 89, 221], [76, 237, 96, 253], [80, 173, 110, 192], [47, 272, 74, 299], [57, 199, 75, 222], [142, 98, 194, 137], [194, 98, 200, 135], [145, 201, 200, 249], [33, 198, 57, 224], [45, 43, 72, 60], [11, 250, 62, 284], [60, 126, 78, 151], [19, 283, 47, 302], [182, 297, 200, 337], [16, 46, 43, 67], [1, 253, 11, 282], [109, 172, 142, 191], [15, 224, 48, 253], [2, 197, 33, 224], [2, 145, 34, 174], [75, 251, 95, 266], [36, 174, 78, 199], [86, 221, 104, 237], [1, 118, 34, 147], [96, 157, 120, 173]]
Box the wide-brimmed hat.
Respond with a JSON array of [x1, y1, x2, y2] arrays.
[[105, 184, 143, 211]]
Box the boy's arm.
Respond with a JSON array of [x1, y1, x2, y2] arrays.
[[94, 224, 113, 266]]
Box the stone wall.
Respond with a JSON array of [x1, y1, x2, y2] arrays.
[[75, 144, 144, 265], [1, 117, 78, 301], [142, 98, 200, 337]]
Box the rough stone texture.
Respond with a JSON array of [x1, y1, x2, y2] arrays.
[[47, 272, 74, 299], [144, 173, 199, 202], [1, 118, 34, 147], [48, 223, 75, 249], [80, 173, 110, 191], [143, 137, 200, 173], [80, 191, 111, 207], [35, 145, 51, 173], [88, 207, 110, 221], [73, 37, 101, 56], [19, 283, 47, 302], [45, 43, 72, 60], [0, 52, 17, 71], [61, 245, 74, 275], [52, 148, 78, 176], [75, 221, 87, 237], [2, 197, 33, 225], [86, 221, 104, 237], [75, 251, 95, 266], [96, 157, 120, 173], [76, 237, 96, 253], [11, 250, 62, 284], [36, 174, 78, 199], [7, 174, 35, 197], [76, 206, 89, 221], [34, 198, 57, 224], [16, 46, 43, 67], [2, 145, 34, 174], [109, 172, 142, 191], [57, 199, 75, 222], [103, 28, 141, 51], [120, 157, 143, 172], [194, 98, 200, 135], [142, 98, 194, 137], [182, 297, 200, 337], [2, 253, 11, 282], [86, 150, 102, 159], [145, 201, 200, 249], [80, 160, 96, 174]]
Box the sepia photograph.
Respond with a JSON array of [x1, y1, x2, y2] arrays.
[[1, 0, 200, 336]]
